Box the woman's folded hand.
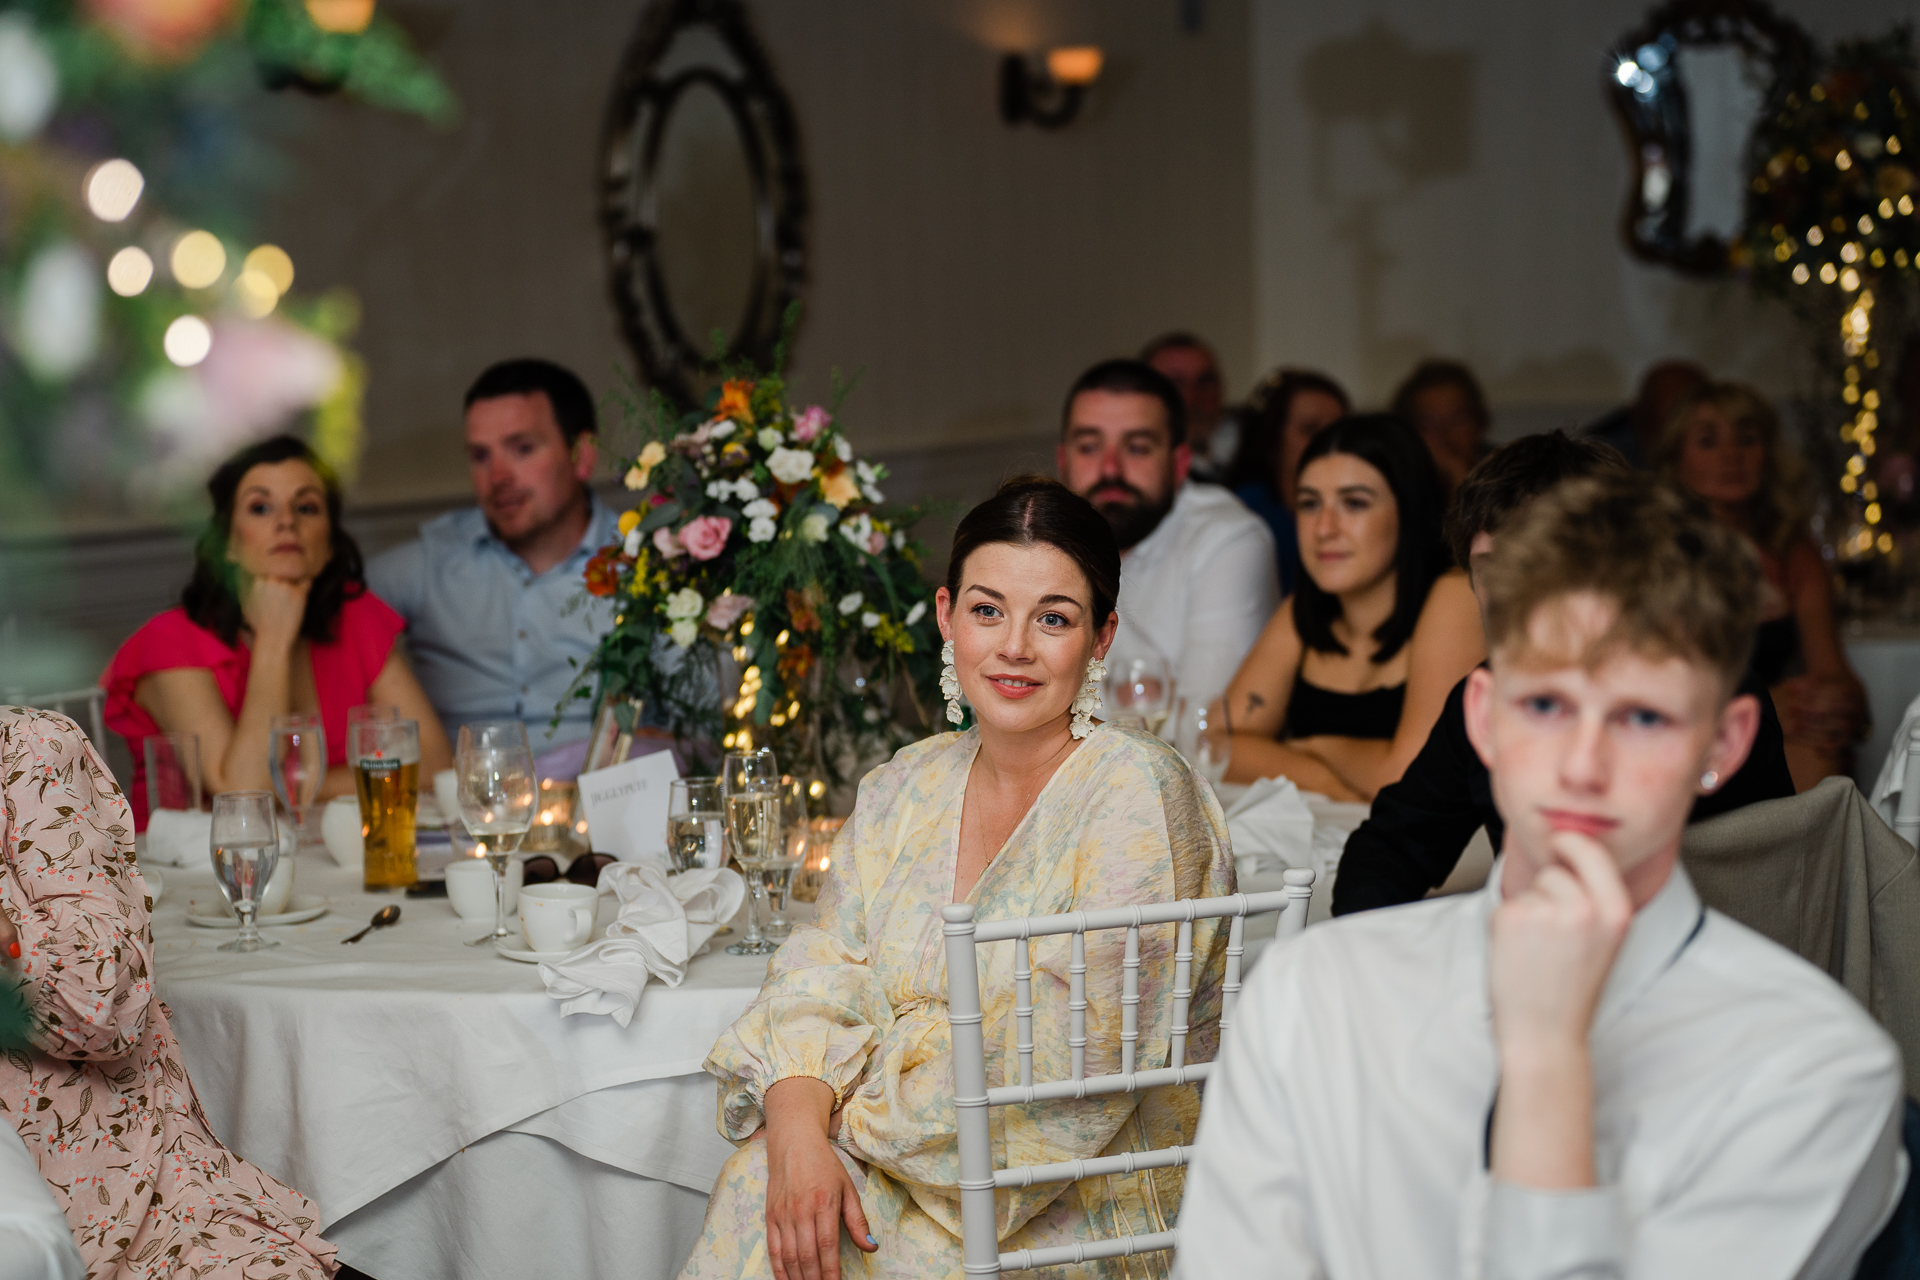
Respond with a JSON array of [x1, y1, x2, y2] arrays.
[[763, 1076, 878, 1280]]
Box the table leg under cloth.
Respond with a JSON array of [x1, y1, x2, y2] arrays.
[[326, 1130, 712, 1280]]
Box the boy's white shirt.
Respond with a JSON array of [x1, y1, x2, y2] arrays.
[[1175, 858, 1906, 1280]]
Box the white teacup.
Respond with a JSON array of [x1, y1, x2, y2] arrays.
[[446, 856, 522, 921], [321, 796, 364, 871], [433, 769, 459, 827], [518, 882, 598, 953]]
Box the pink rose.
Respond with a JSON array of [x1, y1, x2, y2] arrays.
[[792, 405, 832, 442], [867, 530, 887, 555], [653, 526, 684, 559], [706, 592, 754, 630], [678, 515, 732, 561]]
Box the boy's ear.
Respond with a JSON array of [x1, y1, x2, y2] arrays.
[[1702, 692, 1760, 794], [1463, 665, 1497, 771]]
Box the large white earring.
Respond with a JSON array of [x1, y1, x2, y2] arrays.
[[941, 640, 964, 726], [1071, 657, 1106, 740]]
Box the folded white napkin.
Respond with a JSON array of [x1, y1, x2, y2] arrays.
[[140, 808, 213, 867], [1224, 777, 1316, 880], [538, 864, 747, 1027]]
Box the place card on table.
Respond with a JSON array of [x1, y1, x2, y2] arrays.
[[577, 750, 682, 862]]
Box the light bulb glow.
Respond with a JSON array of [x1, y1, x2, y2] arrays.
[[84, 159, 144, 222], [106, 246, 153, 296], [233, 269, 278, 318], [243, 244, 295, 294], [170, 231, 227, 289], [162, 314, 212, 366]]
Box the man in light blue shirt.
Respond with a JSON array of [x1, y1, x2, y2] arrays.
[[368, 359, 621, 749]]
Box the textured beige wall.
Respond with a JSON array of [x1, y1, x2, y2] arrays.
[[267, 0, 1254, 504], [1249, 0, 1919, 440]]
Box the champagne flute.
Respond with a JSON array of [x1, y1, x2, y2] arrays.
[[1106, 653, 1175, 737], [723, 748, 780, 956], [1174, 695, 1232, 787], [667, 778, 725, 873], [210, 791, 280, 952], [455, 721, 538, 945], [268, 714, 326, 853], [762, 776, 809, 939]]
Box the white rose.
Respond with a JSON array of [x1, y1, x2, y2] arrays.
[[834, 436, 853, 462], [838, 591, 864, 615], [862, 482, 884, 503], [623, 528, 643, 557], [743, 497, 777, 519], [840, 513, 873, 550], [861, 611, 880, 629], [748, 516, 777, 543], [706, 480, 724, 499], [905, 600, 926, 625], [767, 446, 815, 485], [665, 587, 704, 620], [757, 427, 784, 451], [709, 420, 735, 440], [732, 479, 759, 503], [801, 512, 831, 543], [669, 619, 698, 649]]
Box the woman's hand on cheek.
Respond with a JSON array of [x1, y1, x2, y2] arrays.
[[241, 575, 311, 649]]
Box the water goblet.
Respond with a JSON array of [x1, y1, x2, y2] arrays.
[[455, 721, 537, 946], [667, 778, 726, 873], [1173, 695, 1233, 787], [210, 791, 280, 952], [1106, 652, 1176, 737]]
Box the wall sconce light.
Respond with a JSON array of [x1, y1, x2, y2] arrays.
[[999, 46, 1104, 129]]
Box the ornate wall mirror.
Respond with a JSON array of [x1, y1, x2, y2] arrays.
[[600, 0, 807, 408], [1605, 0, 1811, 275]]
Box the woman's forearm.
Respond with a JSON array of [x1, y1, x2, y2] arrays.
[[1224, 734, 1364, 801], [1286, 735, 1396, 801], [219, 644, 293, 792], [764, 1076, 837, 1145]]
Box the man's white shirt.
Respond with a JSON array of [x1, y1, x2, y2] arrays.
[[1176, 862, 1906, 1280], [1107, 481, 1277, 708]]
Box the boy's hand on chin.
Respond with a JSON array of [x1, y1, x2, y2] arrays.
[[1489, 833, 1635, 1058]]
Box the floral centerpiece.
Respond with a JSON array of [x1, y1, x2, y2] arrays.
[[571, 360, 946, 786]]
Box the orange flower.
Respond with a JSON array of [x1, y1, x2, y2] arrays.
[[820, 468, 861, 509], [584, 550, 622, 597], [785, 588, 821, 633], [778, 644, 817, 685], [716, 380, 755, 425]]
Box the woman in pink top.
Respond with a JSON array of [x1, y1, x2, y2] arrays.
[[0, 706, 337, 1278], [102, 436, 451, 826]]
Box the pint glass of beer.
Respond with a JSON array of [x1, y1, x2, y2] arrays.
[[351, 717, 420, 891]]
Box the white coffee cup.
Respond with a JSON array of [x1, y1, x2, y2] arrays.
[[259, 855, 296, 916], [321, 796, 364, 871], [446, 856, 522, 921], [518, 883, 598, 953]]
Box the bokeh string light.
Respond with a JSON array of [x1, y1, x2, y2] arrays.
[[162, 314, 212, 367], [170, 231, 227, 290], [105, 246, 153, 297], [82, 158, 143, 222]]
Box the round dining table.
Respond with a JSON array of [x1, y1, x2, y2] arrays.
[[149, 853, 774, 1280]]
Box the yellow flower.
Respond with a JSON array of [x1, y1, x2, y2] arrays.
[[639, 441, 666, 467], [617, 509, 642, 536], [717, 380, 755, 425], [820, 469, 861, 509]]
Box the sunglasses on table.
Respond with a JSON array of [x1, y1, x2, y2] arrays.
[[519, 852, 617, 889]]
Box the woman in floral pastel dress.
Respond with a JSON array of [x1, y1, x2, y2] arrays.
[[679, 477, 1237, 1280], [0, 707, 336, 1280]]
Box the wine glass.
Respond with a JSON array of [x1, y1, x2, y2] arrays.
[[210, 791, 280, 953], [722, 748, 781, 955], [1173, 695, 1233, 787], [762, 776, 810, 939], [667, 778, 725, 873], [455, 721, 538, 945], [268, 714, 326, 853], [1106, 653, 1176, 738]]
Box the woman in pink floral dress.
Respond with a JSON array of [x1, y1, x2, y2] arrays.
[[0, 706, 336, 1279]]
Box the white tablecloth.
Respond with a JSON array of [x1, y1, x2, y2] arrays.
[[151, 857, 770, 1280]]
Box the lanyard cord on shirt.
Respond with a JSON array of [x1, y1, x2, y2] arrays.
[[1481, 906, 1709, 1169]]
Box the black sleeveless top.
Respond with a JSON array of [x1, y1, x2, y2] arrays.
[[1282, 673, 1406, 741], [1750, 615, 1801, 686]]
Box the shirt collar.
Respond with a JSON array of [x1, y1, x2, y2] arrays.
[[1478, 853, 1704, 1033]]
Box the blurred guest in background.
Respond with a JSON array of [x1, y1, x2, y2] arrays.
[[1, 708, 336, 1279], [1227, 369, 1351, 597], [368, 358, 623, 748], [1222, 415, 1482, 800], [1392, 358, 1492, 498], [1585, 358, 1708, 469], [102, 435, 449, 827], [1333, 431, 1796, 915], [1657, 382, 1867, 790], [1058, 358, 1278, 708], [1142, 332, 1236, 482]]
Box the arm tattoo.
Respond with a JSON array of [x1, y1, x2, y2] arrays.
[[1245, 692, 1265, 715]]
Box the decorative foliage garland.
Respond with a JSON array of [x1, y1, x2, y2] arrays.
[[1744, 28, 1920, 570], [572, 344, 944, 785]]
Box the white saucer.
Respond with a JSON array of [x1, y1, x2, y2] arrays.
[[493, 939, 572, 963], [187, 894, 329, 929]]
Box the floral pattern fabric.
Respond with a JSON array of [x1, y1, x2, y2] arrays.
[[681, 723, 1237, 1279], [0, 707, 336, 1280]]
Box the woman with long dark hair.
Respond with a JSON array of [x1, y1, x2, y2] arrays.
[[1223, 415, 1484, 800], [1227, 369, 1351, 598], [102, 434, 450, 825], [680, 476, 1235, 1280]]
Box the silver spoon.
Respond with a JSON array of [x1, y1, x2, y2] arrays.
[[341, 904, 401, 945]]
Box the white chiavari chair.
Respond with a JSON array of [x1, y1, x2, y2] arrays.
[[942, 867, 1315, 1277], [1894, 722, 1920, 850], [7, 686, 107, 751]]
